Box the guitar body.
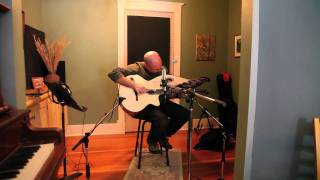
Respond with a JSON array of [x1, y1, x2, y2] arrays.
[[119, 75, 162, 113]]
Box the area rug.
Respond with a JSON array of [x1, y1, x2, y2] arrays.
[[123, 149, 183, 180]]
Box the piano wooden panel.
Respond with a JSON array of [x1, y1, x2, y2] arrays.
[[0, 109, 65, 180], [0, 110, 27, 161]]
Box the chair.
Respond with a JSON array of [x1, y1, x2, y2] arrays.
[[314, 117, 320, 180], [134, 119, 170, 169]]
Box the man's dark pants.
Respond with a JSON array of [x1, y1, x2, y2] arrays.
[[134, 100, 190, 142]]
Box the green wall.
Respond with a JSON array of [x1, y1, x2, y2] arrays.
[[21, 0, 42, 30], [22, 0, 235, 124], [227, 0, 241, 103], [41, 0, 118, 124], [180, 0, 229, 118]]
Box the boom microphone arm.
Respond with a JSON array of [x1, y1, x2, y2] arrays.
[[194, 92, 227, 107]]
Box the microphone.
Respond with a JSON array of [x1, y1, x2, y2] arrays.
[[161, 67, 168, 102], [162, 66, 166, 77]]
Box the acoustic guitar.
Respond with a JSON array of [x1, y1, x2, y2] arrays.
[[118, 74, 188, 113]]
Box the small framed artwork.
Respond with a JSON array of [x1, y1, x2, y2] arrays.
[[196, 33, 216, 61], [234, 35, 241, 58], [31, 77, 44, 90]]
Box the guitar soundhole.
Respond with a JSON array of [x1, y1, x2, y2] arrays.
[[129, 77, 139, 101], [134, 90, 138, 101]]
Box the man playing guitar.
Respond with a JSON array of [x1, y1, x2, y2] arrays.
[[108, 51, 189, 153]]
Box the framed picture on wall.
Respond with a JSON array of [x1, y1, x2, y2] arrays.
[[196, 33, 216, 61], [234, 35, 241, 58]]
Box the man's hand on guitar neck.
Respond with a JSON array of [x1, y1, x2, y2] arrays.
[[116, 76, 147, 94]]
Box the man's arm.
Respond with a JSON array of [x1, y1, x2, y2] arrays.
[[108, 64, 146, 94], [116, 76, 146, 94]]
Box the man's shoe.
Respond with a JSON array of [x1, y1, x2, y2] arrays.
[[147, 136, 160, 154], [159, 138, 173, 149], [148, 143, 161, 154]]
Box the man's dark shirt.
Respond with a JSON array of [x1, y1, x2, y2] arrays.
[[108, 62, 162, 82]]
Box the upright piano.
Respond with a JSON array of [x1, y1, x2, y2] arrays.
[[0, 109, 65, 179]]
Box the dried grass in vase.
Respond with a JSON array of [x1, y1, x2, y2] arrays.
[[33, 35, 70, 82]]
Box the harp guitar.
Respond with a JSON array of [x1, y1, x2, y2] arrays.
[[118, 74, 188, 113]]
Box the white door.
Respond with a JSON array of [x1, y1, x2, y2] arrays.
[[117, 0, 183, 134], [125, 13, 172, 132]]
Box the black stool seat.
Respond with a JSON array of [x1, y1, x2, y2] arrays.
[[134, 119, 170, 169]]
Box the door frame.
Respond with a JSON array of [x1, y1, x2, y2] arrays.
[[117, 0, 184, 133], [125, 11, 173, 73], [234, 0, 259, 179]]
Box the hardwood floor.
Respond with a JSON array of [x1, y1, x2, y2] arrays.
[[59, 130, 235, 180]]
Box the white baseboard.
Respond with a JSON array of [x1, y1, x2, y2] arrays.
[[66, 118, 219, 136]]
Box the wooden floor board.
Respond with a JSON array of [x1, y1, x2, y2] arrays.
[[59, 130, 235, 179]]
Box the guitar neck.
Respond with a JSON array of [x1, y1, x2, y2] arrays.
[[146, 88, 181, 96], [146, 89, 162, 94]]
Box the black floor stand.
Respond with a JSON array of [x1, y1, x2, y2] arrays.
[[217, 131, 227, 180], [185, 89, 195, 180], [71, 97, 125, 178], [185, 89, 227, 180], [194, 106, 214, 134], [45, 82, 87, 180], [60, 103, 82, 180], [194, 99, 227, 180], [195, 100, 223, 130]]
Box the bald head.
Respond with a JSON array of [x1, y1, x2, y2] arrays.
[[143, 51, 163, 73]]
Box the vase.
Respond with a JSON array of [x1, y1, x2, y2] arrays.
[[45, 72, 60, 83]]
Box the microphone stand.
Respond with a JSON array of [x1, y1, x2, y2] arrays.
[[194, 98, 227, 180], [184, 89, 227, 180], [193, 89, 223, 133], [45, 82, 86, 180], [71, 97, 125, 178], [185, 88, 195, 180], [161, 67, 168, 102], [195, 99, 224, 127], [194, 106, 214, 134]]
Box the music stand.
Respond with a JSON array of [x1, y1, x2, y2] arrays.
[[71, 97, 125, 178], [45, 82, 87, 179]]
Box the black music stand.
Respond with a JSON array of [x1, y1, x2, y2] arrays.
[[45, 82, 87, 180], [71, 97, 125, 178]]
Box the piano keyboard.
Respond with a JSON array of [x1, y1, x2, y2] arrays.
[[0, 143, 54, 180]]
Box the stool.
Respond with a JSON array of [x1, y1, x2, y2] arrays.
[[134, 119, 170, 169]]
